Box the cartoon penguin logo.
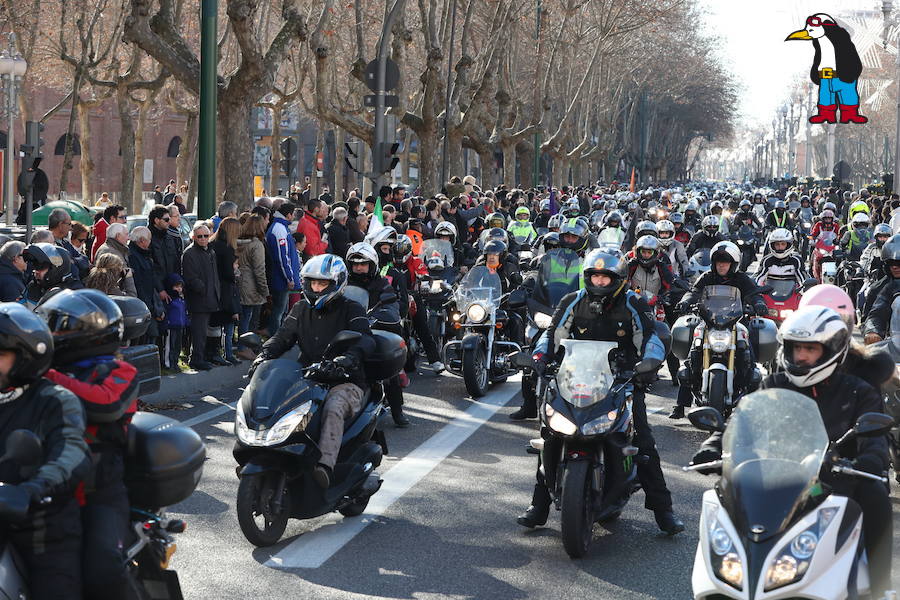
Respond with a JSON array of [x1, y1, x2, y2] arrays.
[[786, 13, 866, 124]]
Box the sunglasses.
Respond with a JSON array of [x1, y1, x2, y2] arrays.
[[161, 217, 171, 222], [195, 234, 210, 239]]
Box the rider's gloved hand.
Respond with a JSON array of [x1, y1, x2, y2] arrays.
[[675, 301, 690, 314], [248, 355, 268, 378], [754, 304, 769, 317], [333, 355, 358, 373], [18, 478, 49, 504], [532, 352, 548, 376]]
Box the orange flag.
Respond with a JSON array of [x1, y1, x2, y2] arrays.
[[629, 166, 636, 193]]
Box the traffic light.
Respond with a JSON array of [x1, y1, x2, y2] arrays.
[[21, 121, 44, 170], [279, 138, 296, 178], [374, 141, 399, 174]]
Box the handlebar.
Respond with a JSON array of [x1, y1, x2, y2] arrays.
[[682, 460, 723, 473], [831, 464, 889, 484]]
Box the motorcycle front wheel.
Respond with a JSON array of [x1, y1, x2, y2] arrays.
[[236, 473, 290, 547], [560, 460, 594, 559], [462, 344, 489, 397], [705, 370, 728, 417]]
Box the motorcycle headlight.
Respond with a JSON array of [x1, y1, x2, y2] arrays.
[[780, 309, 794, 319], [706, 329, 732, 353], [581, 410, 619, 436], [704, 502, 743, 590], [545, 404, 577, 435], [236, 401, 313, 447], [534, 312, 553, 329], [763, 507, 838, 592], [467, 303, 487, 323]]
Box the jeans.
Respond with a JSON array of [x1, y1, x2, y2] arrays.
[[239, 305, 261, 337], [223, 321, 236, 360], [268, 290, 289, 336], [166, 327, 184, 369], [318, 383, 365, 469], [818, 77, 860, 106]]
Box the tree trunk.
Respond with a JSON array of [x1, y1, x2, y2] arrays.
[[116, 86, 136, 213], [313, 120, 325, 200], [447, 129, 464, 183], [176, 112, 198, 191], [501, 142, 516, 188], [400, 128, 411, 185], [76, 102, 94, 204], [518, 142, 534, 190], [133, 98, 153, 212], [477, 149, 493, 190], [269, 105, 283, 193], [334, 127, 346, 202], [218, 97, 254, 212], [418, 125, 439, 197]]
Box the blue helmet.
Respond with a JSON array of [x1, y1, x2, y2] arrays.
[[300, 254, 348, 309]]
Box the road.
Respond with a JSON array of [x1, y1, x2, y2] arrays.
[[151, 359, 900, 600]]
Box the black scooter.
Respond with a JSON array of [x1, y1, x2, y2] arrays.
[[233, 330, 405, 547]]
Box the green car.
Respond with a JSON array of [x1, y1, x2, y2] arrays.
[[31, 200, 100, 226]]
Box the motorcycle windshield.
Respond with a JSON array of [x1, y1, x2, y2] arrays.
[[699, 285, 743, 327], [420, 239, 455, 269], [241, 358, 315, 421], [767, 277, 796, 301], [556, 339, 619, 408], [737, 225, 755, 239], [722, 389, 828, 540], [343, 285, 370, 309], [692, 248, 712, 267], [538, 249, 582, 306], [597, 227, 624, 245], [455, 266, 502, 315], [816, 231, 836, 249], [891, 296, 900, 341]]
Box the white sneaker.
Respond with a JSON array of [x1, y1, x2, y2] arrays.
[[429, 361, 445, 373]]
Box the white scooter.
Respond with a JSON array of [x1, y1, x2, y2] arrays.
[[686, 389, 895, 600]]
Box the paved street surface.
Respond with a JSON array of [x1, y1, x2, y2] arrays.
[[158, 364, 900, 599]]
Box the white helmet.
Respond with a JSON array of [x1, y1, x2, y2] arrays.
[[656, 220, 675, 247], [702, 215, 719, 232], [345, 241, 379, 279], [710, 241, 741, 272], [433, 221, 458, 245], [851, 212, 870, 228], [366, 227, 397, 246], [767, 228, 793, 259], [777, 306, 850, 387]]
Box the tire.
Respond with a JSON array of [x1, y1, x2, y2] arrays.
[[462, 344, 489, 398], [236, 473, 289, 547], [338, 494, 371, 517], [705, 370, 728, 417], [560, 460, 594, 559]]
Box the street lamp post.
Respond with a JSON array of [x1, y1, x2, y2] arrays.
[[0, 34, 26, 227], [883, 1, 900, 188]]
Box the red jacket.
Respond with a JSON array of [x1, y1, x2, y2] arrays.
[[90, 218, 109, 262], [810, 221, 838, 240], [297, 213, 328, 259]]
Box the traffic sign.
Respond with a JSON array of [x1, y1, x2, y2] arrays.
[[364, 94, 399, 108], [364, 59, 400, 92]]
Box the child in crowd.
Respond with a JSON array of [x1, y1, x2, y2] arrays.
[[162, 273, 189, 371]]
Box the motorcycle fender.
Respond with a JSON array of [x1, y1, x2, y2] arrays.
[[238, 454, 298, 478], [700, 363, 733, 399], [461, 332, 484, 352]]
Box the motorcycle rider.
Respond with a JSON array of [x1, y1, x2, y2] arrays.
[[839, 212, 872, 262], [21, 243, 80, 306], [694, 306, 892, 596], [764, 199, 794, 232], [249, 255, 376, 488], [670, 212, 691, 246], [656, 219, 690, 277], [36, 289, 139, 600], [0, 303, 90, 600], [685, 215, 724, 257], [669, 241, 766, 419], [597, 210, 625, 248], [732, 199, 762, 230], [534, 199, 552, 230], [517, 250, 685, 536], [809, 208, 839, 239], [861, 223, 893, 278], [433, 221, 467, 269], [862, 234, 900, 333], [683, 201, 701, 231], [508, 206, 538, 247], [755, 228, 810, 287], [392, 235, 444, 373]]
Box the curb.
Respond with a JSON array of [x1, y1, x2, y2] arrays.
[[141, 363, 249, 405]]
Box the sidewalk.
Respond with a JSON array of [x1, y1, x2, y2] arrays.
[[141, 363, 249, 406]]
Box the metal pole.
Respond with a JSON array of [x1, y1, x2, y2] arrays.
[[827, 124, 836, 182], [532, 0, 541, 189], [894, 40, 900, 185], [639, 90, 646, 187], [439, 0, 457, 187], [198, 0, 218, 219], [805, 85, 812, 176], [372, 0, 406, 195], [4, 75, 13, 226]]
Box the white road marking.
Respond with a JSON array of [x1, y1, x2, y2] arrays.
[[265, 378, 520, 569], [180, 401, 237, 428]]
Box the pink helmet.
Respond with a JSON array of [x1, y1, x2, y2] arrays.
[[798, 284, 855, 331]]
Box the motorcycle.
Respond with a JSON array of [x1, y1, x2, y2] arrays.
[[870, 297, 900, 483], [760, 276, 801, 327], [812, 231, 840, 284], [687, 390, 895, 600], [0, 414, 204, 600], [526, 340, 656, 558], [232, 329, 405, 546], [837, 259, 865, 309], [672, 285, 777, 420], [418, 239, 459, 350], [732, 225, 758, 272], [442, 266, 522, 397]]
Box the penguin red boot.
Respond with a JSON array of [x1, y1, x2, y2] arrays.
[[808, 104, 837, 123], [839, 104, 868, 123]]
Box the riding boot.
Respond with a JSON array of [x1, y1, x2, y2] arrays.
[[516, 484, 551, 528], [386, 376, 410, 427], [509, 393, 538, 420]]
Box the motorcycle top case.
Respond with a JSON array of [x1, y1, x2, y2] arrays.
[[364, 330, 407, 382], [748, 317, 778, 363], [109, 295, 152, 341], [125, 412, 205, 509], [671, 314, 701, 360], [118, 344, 161, 396]]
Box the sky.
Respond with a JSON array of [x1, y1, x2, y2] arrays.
[[698, 0, 880, 128]]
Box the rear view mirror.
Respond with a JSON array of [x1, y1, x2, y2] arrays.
[[854, 412, 895, 437], [0, 430, 43, 468], [239, 332, 263, 352], [802, 278, 818, 292], [688, 407, 725, 433], [507, 288, 527, 309]]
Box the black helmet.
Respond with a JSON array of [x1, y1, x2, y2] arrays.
[[393, 234, 413, 264], [541, 232, 561, 252], [35, 289, 124, 365], [582, 250, 626, 299], [486, 212, 506, 229], [881, 234, 900, 276], [23, 243, 73, 290], [0, 302, 54, 388], [559, 218, 588, 251], [482, 239, 508, 263]]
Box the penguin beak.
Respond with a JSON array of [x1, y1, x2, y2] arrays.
[[785, 29, 813, 41]]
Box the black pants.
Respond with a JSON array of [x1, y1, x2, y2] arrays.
[[534, 387, 672, 512], [676, 343, 753, 408], [835, 478, 893, 595], [7, 499, 82, 600], [82, 452, 131, 600], [385, 375, 404, 411], [411, 294, 441, 363], [188, 311, 211, 365]]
